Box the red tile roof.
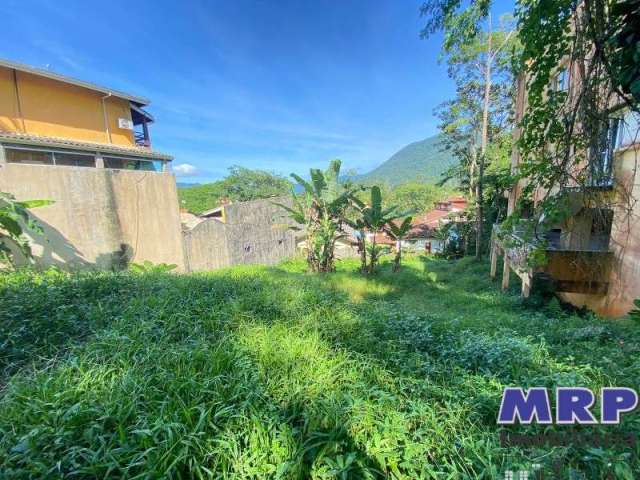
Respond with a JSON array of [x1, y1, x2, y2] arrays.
[[406, 197, 468, 239]]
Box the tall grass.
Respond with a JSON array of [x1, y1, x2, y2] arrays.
[[0, 257, 638, 478]]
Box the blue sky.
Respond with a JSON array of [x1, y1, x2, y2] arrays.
[[2, 0, 511, 183]]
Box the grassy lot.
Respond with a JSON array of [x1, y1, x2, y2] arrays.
[[0, 256, 638, 478]]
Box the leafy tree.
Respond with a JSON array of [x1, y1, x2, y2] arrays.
[[277, 160, 355, 273], [178, 166, 292, 214], [350, 186, 410, 274], [422, 1, 518, 258], [608, 0, 640, 105], [425, 0, 640, 267], [0, 192, 53, 268], [388, 181, 454, 214], [385, 216, 414, 272], [359, 186, 400, 274], [514, 0, 640, 229]]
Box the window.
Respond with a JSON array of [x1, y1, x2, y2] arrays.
[[614, 110, 640, 149], [589, 118, 618, 187], [5, 148, 54, 165], [103, 156, 162, 172], [555, 67, 569, 92], [589, 208, 613, 251], [54, 152, 95, 167], [4, 147, 95, 167]]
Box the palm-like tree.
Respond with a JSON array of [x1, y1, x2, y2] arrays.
[[385, 216, 413, 272], [357, 186, 404, 274], [276, 160, 355, 272]]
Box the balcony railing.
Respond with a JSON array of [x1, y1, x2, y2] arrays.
[[134, 132, 150, 147]]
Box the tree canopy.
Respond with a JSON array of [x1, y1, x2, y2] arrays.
[[178, 167, 293, 214]]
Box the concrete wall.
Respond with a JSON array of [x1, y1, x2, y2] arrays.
[[0, 66, 134, 146], [183, 198, 296, 272], [0, 161, 185, 270]]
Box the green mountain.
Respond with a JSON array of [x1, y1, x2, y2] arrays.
[[358, 135, 455, 186]]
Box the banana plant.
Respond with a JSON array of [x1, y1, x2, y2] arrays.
[[274, 160, 356, 272], [357, 186, 405, 274], [385, 216, 413, 272], [0, 192, 53, 268], [343, 197, 368, 273]]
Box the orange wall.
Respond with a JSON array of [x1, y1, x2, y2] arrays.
[[0, 65, 134, 146]]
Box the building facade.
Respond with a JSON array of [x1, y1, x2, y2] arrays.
[[492, 61, 640, 317], [0, 59, 185, 270]]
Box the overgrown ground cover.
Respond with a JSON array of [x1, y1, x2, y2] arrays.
[[0, 256, 638, 478]]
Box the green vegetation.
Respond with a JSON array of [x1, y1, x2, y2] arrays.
[[0, 193, 53, 268], [348, 186, 410, 274], [277, 160, 356, 273], [358, 135, 457, 186], [384, 216, 413, 272], [384, 181, 455, 215], [1, 257, 638, 478], [178, 167, 292, 214]]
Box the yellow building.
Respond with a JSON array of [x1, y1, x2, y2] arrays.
[[0, 58, 171, 166], [0, 59, 185, 270]]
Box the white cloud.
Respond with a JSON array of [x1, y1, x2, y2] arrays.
[[172, 163, 200, 177]]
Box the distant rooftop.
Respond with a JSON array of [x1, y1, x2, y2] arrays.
[[0, 58, 150, 106]]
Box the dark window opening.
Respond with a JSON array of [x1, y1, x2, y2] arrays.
[[589, 208, 613, 251], [5, 148, 95, 167], [6, 148, 54, 165], [104, 156, 162, 172], [589, 118, 618, 187], [544, 228, 562, 249], [53, 152, 95, 168]]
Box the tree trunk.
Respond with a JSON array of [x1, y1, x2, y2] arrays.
[[476, 17, 493, 259], [393, 241, 402, 272], [369, 234, 377, 274], [359, 230, 367, 274]]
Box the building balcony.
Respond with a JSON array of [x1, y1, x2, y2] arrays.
[[490, 223, 613, 297]]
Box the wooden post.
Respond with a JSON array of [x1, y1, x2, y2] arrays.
[[501, 256, 510, 291], [521, 275, 531, 298], [490, 244, 498, 279]]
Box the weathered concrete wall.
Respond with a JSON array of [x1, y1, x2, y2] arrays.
[[183, 198, 296, 272], [183, 219, 231, 272], [0, 161, 185, 270]]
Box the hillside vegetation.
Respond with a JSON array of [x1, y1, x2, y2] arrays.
[[1, 257, 638, 478], [178, 167, 292, 214], [358, 135, 456, 186]]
